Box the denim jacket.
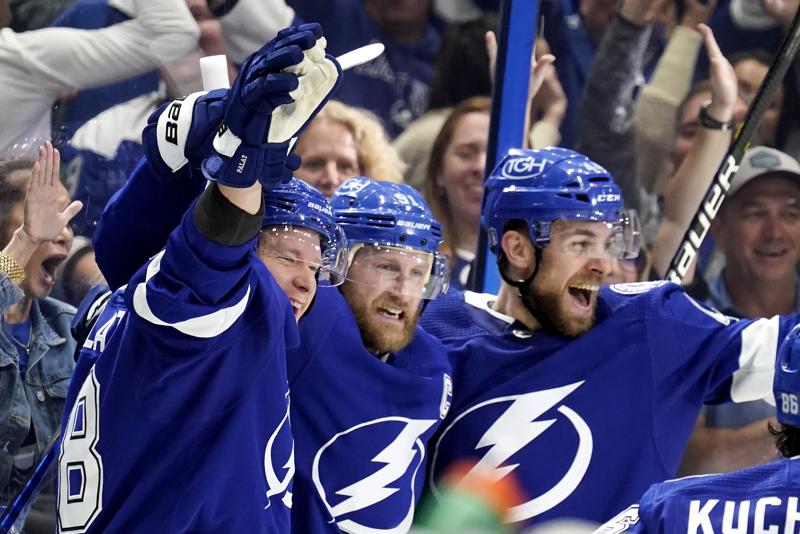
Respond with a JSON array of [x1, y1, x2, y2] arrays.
[[0, 274, 76, 504]]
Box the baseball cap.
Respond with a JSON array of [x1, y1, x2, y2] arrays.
[[727, 146, 800, 198]]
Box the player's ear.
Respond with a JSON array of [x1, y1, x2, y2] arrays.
[[501, 229, 536, 276]]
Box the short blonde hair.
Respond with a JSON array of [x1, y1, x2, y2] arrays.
[[311, 100, 405, 184]]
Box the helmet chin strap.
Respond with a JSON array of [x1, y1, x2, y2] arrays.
[[497, 246, 559, 333]]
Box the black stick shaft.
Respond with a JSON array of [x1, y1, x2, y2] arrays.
[[665, 8, 800, 284]]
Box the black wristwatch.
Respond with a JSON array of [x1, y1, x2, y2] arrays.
[[699, 101, 737, 132]]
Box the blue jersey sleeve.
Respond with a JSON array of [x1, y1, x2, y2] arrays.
[[121, 201, 265, 354], [652, 286, 799, 406], [93, 157, 204, 290]]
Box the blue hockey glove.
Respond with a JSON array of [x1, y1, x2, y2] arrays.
[[202, 23, 342, 189], [142, 89, 227, 181]]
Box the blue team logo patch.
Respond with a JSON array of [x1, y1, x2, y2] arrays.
[[609, 281, 668, 295], [430, 382, 592, 523], [313, 417, 437, 533]]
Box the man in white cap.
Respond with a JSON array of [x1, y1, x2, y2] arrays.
[[682, 146, 800, 474]]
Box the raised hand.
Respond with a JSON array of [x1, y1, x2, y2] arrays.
[[22, 141, 82, 245], [698, 24, 738, 122], [203, 23, 341, 189], [484, 31, 556, 101], [533, 62, 567, 127]]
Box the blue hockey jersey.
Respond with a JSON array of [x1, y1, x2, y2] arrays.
[[419, 281, 798, 527], [288, 287, 453, 533], [56, 205, 298, 533], [596, 457, 800, 534]]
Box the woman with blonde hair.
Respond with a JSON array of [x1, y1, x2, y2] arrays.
[[294, 100, 405, 197]]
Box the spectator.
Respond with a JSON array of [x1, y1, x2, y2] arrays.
[[605, 248, 652, 284], [0, 0, 199, 157], [422, 96, 490, 290], [396, 14, 566, 192], [542, 0, 664, 148], [394, 12, 496, 189], [294, 100, 405, 198], [0, 142, 82, 531]]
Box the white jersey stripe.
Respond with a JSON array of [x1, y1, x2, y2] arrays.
[[731, 316, 780, 405], [132, 250, 251, 338]]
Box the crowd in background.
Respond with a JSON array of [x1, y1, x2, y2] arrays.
[[1, 0, 800, 531]]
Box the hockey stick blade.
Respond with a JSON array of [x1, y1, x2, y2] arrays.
[[337, 43, 385, 71], [665, 8, 800, 284]]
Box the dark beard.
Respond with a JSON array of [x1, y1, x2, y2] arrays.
[[342, 287, 420, 354], [529, 284, 597, 338]]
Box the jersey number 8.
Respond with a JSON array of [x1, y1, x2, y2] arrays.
[[57, 370, 104, 533]]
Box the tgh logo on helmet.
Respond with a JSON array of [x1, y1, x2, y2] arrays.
[[500, 156, 549, 179]]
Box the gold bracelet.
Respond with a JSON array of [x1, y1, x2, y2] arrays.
[[0, 252, 26, 286]]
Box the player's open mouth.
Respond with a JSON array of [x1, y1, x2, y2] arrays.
[[568, 283, 599, 310], [41, 254, 66, 286], [377, 305, 405, 323]]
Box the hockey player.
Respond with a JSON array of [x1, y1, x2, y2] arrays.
[[287, 177, 452, 533], [420, 147, 800, 528], [55, 24, 343, 532], [595, 323, 800, 534]]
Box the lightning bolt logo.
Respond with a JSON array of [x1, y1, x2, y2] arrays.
[[264, 392, 294, 509], [431, 381, 593, 523], [313, 417, 437, 533]]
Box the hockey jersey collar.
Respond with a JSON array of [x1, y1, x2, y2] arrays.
[[463, 291, 536, 338]]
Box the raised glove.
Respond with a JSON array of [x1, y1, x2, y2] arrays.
[[142, 89, 227, 181], [202, 23, 341, 189]]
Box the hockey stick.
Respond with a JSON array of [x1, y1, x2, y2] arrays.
[[665, 8, 800, 284]]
